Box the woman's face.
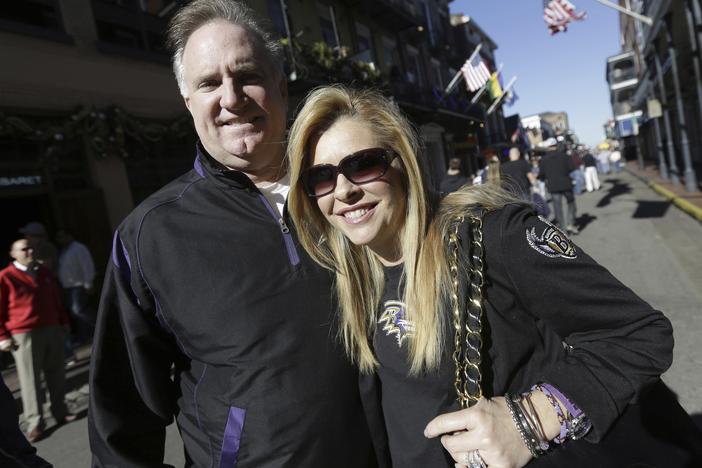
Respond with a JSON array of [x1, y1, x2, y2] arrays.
[[309, 118, 407, 264]]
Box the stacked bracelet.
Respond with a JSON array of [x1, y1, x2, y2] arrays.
[[533, 383, 592, 442], [504, 393, 548, 458], [533, 384, 568, 444]]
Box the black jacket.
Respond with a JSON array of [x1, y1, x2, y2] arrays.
[[88, 145, 379, 467], [539, 151, 575, 193], [469, 205, 673, 441], [0, 378, 51, 468]]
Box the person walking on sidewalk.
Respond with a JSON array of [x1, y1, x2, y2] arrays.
[[539, 139, 579, 235], [0, 239, 75, 443], [500, 146, 535, 198], [582, 150, 600, 192], [88, 1, 381, 467], [56, 229, 96, 348]]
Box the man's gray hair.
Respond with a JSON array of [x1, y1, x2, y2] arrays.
[[166, 0, 284, 96]]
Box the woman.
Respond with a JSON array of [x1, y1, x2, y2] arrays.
[[287, 86, 693, 467]]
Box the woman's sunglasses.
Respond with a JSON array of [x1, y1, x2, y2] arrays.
[[301, 147, 397, 197]]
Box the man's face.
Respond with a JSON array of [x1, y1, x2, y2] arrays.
[[10, 239, 33, 266], [181, 21, 288, 182]]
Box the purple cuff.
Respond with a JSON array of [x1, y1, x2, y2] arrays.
[[539, 382, 583, 419]]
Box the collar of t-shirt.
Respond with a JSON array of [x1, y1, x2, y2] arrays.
[[256, 172, 290, 218]]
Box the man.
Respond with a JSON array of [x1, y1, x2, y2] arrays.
[[500, 146, 535, 197], [88, 1, 380, 467], [539, 139, 579, 235], [18, 222, 57, 272], [0, 239, 74, 443], [440, 157, 469, 193], [56, 229, 96, 347], [609, 145, 622, 173], [582, 150, 600, 192]]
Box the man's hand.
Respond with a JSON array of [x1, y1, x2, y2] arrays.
[[0, 338, 17, 352]]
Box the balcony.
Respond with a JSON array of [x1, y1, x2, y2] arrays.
[[91, 0, 177, 62], [606, 51, 638, 90]]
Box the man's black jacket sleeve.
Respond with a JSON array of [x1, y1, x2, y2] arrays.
[[88, 230, 179, 467]]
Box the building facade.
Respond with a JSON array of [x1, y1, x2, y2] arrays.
[[609, 0, 701, 191], [0, 0, 512, 270]]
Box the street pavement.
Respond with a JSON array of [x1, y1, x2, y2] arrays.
[[4, 168, 701, 467]]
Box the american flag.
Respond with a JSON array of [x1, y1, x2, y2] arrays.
[[543, 0, 586, 35], [461, 54, 491, 92]]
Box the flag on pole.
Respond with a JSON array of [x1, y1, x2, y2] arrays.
[[487, 72, 503, 100], [543, 0, 587, 35], [461, 53, 491, 92], [504, 88, 518, 107]]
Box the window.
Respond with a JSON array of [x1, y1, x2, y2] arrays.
[[0, 0, 70, 42], [92, 0, 178, 59], [420, 1, 434, 46], [317, 2, 339, 48], [382, 37, 399, 73], [267, 0, 289, 39], [430, 59, 442, 89], [355, 23, 374, 63], [405, 46, 423, 86]]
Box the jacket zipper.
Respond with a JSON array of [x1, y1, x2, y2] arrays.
[[258, 194, 300, 266]]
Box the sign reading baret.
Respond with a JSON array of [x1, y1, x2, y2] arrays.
[[0, 176, 43, 187]]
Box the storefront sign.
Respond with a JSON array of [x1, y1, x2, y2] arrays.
[[0, 175, 43, 187]]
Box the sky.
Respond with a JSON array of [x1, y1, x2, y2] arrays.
[[449, 0, 622, 147]]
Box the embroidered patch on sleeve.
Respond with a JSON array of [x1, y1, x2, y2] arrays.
[[526, 216, 577, 259], [378, 300, 414, 347]]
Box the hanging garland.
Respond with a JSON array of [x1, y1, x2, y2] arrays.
[[0, 106, 192, 159]]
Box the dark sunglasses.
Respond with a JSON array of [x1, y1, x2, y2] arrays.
[[301, 147, 397, 197]]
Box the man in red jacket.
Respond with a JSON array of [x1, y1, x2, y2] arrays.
[[0, 238, 75, 443]]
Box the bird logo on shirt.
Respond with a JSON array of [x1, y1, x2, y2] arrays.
[[378, 301, 414, 347], [526, 217, 577, 259]]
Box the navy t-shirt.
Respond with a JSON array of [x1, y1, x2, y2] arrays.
[[373, 265, 458, 467]]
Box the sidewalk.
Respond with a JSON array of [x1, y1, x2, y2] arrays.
[[625, 161, 702, 223]]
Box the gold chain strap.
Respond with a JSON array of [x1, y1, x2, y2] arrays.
[[448, 213, 485, 409]]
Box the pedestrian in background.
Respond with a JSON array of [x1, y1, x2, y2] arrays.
[[500, 146, 535, 198], [609, 145, 622, 173], [18, 223, 57, 272], [582, 150, 600, 192], [440, 157, 469, 194], [56, 229, 96, 349], [597, 148, 611, 175], [486, 156, 501, 186], [0, 239, 75, 443], [539, 139, 579, 235], [569, 150, 585, 195]]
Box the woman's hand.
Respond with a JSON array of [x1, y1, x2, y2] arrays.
[[424, 397, 533, 468]]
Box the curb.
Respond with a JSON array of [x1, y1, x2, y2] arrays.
[[625, 168, 702, 223]]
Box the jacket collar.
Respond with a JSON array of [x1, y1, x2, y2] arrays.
[[193, 142, 258, 191]]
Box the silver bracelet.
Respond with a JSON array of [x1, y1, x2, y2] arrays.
[[504, 393, 542, 458]]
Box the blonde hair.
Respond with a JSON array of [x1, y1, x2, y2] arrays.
[[288, 86, 525, 373]]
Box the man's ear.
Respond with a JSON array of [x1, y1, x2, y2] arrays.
[[183, 95, 191, 113]]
